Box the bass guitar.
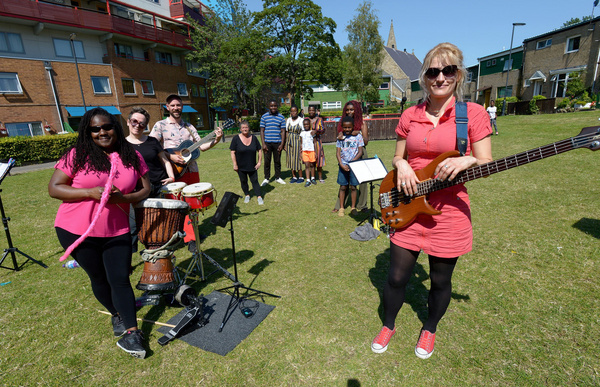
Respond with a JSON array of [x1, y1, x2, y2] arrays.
[[379, 126, 600, 229], [166, 119, 235, 178]]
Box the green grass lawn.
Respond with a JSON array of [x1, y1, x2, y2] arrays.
[[1, 111, 599, 386]]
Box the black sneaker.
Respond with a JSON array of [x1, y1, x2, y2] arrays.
[[117, 330, 147, 359], [311, 178, 317, 185], [111, 314, 126, 337]]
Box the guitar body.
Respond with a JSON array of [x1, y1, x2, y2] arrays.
[[379, 151, 460, 229]]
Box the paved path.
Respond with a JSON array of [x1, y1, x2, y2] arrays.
[[10, 161, 55, 175]]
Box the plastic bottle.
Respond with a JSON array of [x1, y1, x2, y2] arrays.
[[63, 259, 79, 269]]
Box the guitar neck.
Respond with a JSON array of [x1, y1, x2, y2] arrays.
[[417, 129, 600, 196], [185, 130, 217, 153]]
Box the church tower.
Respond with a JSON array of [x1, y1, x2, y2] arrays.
[[387, 20, 397, 49]]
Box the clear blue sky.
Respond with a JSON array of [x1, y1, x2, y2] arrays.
[[215, 0, 599, 66]]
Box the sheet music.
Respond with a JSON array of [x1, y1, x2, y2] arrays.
[[348, 157, 388, 184], [0, 158, 15, 184]]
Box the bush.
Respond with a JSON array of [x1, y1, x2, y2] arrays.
[[528, 95, 546, 115], [0, 134, 78, 165], [496, 96, 519, 115], [279, 105, 291, 118], [556, 97, 571, 109], [243, 116, 261, 132]]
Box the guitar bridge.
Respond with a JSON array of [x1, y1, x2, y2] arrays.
[[379, 192, 391, 208]]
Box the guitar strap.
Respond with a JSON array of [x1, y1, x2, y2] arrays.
[[455, 102, 468, 156]]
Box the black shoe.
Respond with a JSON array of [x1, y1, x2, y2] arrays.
[[117, 330, 147, 359], [351, 209, 359, 216], [111, 314, 126, 337]]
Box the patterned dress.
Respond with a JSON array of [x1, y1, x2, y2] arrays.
[[285, 116, 303, 170], [309, 116, 326, 167]]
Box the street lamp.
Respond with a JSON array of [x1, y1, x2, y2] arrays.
[[70, 33, 87, 111], [502, 22, 526, 116]]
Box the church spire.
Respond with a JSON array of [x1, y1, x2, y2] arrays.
[[387, 20, 397, 49]]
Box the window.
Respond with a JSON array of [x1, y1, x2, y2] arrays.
[[5, 122, 43, 137], [191, 84, 199, 97], [497, 86, 513, 99], [141, 80, 154, 95], [486, 59, 497, 67], [177, 83, 188, 96], [533, 81, 543, 96], [536, 39, 552, 49], [0, 72, 23, 94], [503, 59, 513, 72], [91, 76, 111, 94], [53, 38, 85, 59], [122, 78, 135, 95], [566, 36, 580, 53], [0, 32, 24, 54], [145, 0, 160, 3], [322, 101, 342, 109], [198, 85, 206, 98], [114, 43, 133, 59], [466, 71, 474, 83], [379, 82, 389, 89], [155, 51, 172, 65]]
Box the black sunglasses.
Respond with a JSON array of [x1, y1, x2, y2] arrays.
[[89, 124, 115, 133], [425, 65, 458, 79], [129, 118, 147, 129]]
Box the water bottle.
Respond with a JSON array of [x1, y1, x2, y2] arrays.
[[63, 259, 79, 269]]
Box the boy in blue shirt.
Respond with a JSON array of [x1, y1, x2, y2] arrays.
[[336, 116, 364, 216]]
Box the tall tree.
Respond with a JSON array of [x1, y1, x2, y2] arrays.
[[187, 0, 270, 119], [343, 1, 384, 104], [254, 0, 342, 104]]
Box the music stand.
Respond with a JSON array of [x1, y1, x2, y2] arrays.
[[211, 192, 280, 332], [0, 159, 48, 271], [348, 157, 388, 226]]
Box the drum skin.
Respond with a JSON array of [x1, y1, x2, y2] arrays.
[[182, 182, 215, 210]]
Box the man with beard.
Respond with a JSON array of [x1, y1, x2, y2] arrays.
[[150, 94, 222, 185]]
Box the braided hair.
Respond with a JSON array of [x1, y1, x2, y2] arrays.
[[336, 100, 363, 133], [63, 107, 142, 174]]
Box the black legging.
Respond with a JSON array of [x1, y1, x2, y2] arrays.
[[237, 170, 262, 197], [56, 227, 137, 329], [383, 242, 458, 333]]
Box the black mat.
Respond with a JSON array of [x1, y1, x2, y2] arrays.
[[157, 290, 275, 356]]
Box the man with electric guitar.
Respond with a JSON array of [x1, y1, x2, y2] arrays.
[[150, 94, 223, 186]]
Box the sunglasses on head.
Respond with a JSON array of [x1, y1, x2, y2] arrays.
[[89, 124, 115, 133], [425, 65, 458, 79], [129, 118, 147, 129]]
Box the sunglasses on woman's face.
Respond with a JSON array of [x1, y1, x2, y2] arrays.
[[425, 65, 458, 79], [89, 124, 115, 133], [129, 119, 147, 129]]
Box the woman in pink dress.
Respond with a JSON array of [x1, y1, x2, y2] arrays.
[[371, 43, 492, 359]]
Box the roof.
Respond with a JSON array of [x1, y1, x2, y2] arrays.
[[383, 47, 423, 81], [524, 16, 600, 42]]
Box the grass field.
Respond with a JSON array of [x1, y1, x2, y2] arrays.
[[0, 111, 599, 386]]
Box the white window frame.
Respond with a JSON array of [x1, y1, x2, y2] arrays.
[[379, 82, 389, 90], [0, 32, 24, 54], [5, 122, 43, 137], [177, 82, 188, 96], [121, 78, 136, 95], [0, 72, 23, 94], [91, 76, 111, 94], [566, 36, 581, 53], [141, 80, 155, 95], [536, 38, 552, 50], [53, 38, 85, 59], [322, 101, 342, 109]]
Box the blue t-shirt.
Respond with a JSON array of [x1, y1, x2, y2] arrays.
[[260, 111, 286, 143], [336, 133, 364, 165]]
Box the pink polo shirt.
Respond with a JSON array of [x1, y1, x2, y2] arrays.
[[54, 149, 148, 237], [390, 99, 492, 258]]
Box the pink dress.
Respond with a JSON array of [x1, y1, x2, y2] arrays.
[[390, 98, 492, 258]]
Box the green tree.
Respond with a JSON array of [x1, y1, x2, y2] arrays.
[[187, 0, 270, 119], [254, 0, 342, 104], [562, 16, 592, 27], [342, 0, 384, 104]]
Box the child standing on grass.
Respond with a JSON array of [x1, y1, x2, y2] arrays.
[[336, 116, 363, 217], [300, 118, 317, 187]]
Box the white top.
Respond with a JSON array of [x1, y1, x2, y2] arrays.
[[300, 130, 314, 151], [486, 106, 497, 119]]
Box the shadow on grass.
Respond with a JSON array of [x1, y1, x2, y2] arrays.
[[572, 218, 600, 239], [369, 248, 470, 326]]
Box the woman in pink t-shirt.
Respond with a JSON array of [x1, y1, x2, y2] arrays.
[[48, 108, 150, 359], [371, 43, 493, 359]]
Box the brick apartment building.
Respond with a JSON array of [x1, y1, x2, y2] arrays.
[[0, 0, 215, 137]]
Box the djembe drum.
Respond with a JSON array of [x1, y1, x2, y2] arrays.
[[134, 198, 189, 291]]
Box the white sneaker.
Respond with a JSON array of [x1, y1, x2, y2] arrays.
[[257, 197, 264, 205], [244, 195, 250, 203], [275, 178, 286, 185], [261, 179, 269, 186]]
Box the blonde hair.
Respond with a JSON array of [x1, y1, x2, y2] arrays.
[[419, 42, 466, 102]]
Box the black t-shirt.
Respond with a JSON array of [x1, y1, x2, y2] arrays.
[[129, 136, 168, 185], [229, 134, 261, 172]]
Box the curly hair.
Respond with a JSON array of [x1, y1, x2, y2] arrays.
[[336, 100, 363, 133], [63, 107, 142, 174], [418, 42, 466, 102]]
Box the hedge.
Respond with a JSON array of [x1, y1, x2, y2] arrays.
[[0, 134, 78, 165]]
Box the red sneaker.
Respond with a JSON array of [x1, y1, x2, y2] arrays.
[[371, 326, 396, 353], [415, 329, 435, 359]]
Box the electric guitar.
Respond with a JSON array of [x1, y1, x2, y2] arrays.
[[379, 126, 600, 229], [165, 119, 235, 178]]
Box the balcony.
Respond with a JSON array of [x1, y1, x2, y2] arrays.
[[0, 0, 192, 50], [169, 0, 206, 26]]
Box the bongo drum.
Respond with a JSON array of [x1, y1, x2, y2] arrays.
[[134, 198, 189, 291], [181, 182, 217, 211], [160, 182, 187, 201]]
